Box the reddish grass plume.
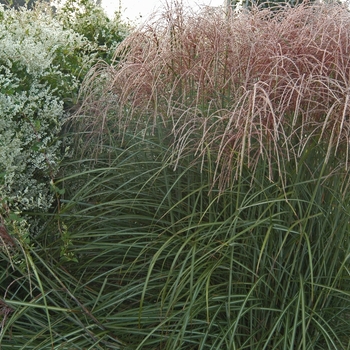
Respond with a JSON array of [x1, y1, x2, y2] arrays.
[[79, 1, 350, 189]]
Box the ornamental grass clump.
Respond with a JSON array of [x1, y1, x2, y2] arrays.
[[81, 0, 350, 189], [2, 2, 350, 349]]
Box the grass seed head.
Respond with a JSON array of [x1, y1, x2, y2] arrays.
[[80, 1, 350, 189]]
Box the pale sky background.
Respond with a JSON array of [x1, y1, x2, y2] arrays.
[[102, 0, 225, 22]]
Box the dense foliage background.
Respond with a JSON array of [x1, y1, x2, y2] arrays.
[[0, 0, 129, 234], [0, 2, 92, 239], [0, 1, 350, 349]]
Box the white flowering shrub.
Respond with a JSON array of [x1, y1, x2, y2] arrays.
[[0, 4, 94, 231], [56, 0, 131, 63]]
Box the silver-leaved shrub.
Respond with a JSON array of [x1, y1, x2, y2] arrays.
[[0, 4, 94, 234]]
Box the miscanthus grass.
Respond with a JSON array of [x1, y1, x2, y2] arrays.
[[1, 2, 350, 349], [81, 1, 350, 190]]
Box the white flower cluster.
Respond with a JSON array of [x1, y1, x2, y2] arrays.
[[0, 83, 63, 212], [0, 5, 93, 220]]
